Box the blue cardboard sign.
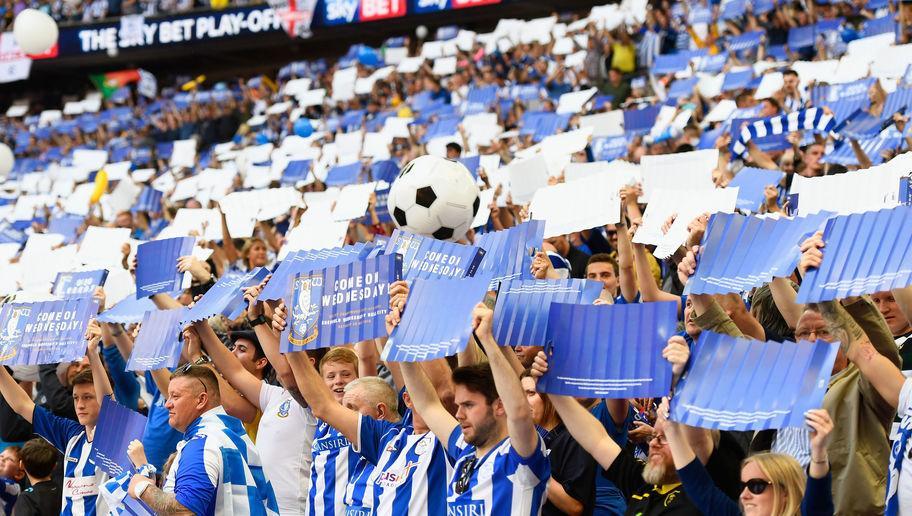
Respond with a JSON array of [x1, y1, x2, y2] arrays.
[[384, 229, 486, 280], [493, 279, 602, 347], [136, 237, 195, 298], [127, 308, 187, 372], [0, 298, 99, 365], [91, 396, 148, 477], [53, 270, 109, 299]]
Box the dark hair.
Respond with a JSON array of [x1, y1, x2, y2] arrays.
[[19, 439, 56, 479], [587, 253, 619, 276], [751, 283, 795, 341], [761, 97, 783, 113], [446, 142, 463, 155], [71, 369, 94, 388], [171, 364, 220, 400], [452, 363, 499, 405], [783, 69, 799, 78]]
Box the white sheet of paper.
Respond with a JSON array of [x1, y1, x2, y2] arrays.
[[382, 117, 413, 139], [847, 32, 895, 57], [5, 104, 27, 117], [335, 132, 363, 158], [280, 217, 349, 258], [552, 37, 574, 55], [530, 174, 622, 238], [73, 149, 108, 171], [753, 72, 784, 100], [282, 78, 312, 97], [266, 101, 292, 115], [81, 95, 102, 113], [703, 99, 738, 123], [102, 161, 132, 181], [297, 88, 326, 108], [789, 152, 912, 214], [63, 101, 84, 115], [508, 155, 550, 204], [457, 30, 477, 51], [104, 177, 141, 214], [540, 127, 594, 158], [432, 56, 458, 76], [397, 57, 425, 74], [362, 132, 392, 159], [63, 183, 95, 216], [564, 50, 587, 69], [332, 67, 358, 102], [634, 187, 738, 252], [556, 87, 597, 115], [871, 43, 912, 79], [160, 208, 222, 241], [579, 110, 624, 137], [38, 110, 62, 127], [420, 41, 445, 59], [383, 46, 408, 64], [170, 139, 197, 169], [639, 149, 718, 202], [76, 226, 130, 268], [470, 188, 496, 228], [332, 182, 376, 221]]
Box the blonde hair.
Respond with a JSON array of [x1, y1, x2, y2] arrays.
[[319, 347, 359, 374], [241, 237, 267, 267], [345, 376, 399, 414], [742, 453, 806, 516]]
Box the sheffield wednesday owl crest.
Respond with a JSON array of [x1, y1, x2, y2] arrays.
[[288, 274, 322, 347], [0, 305, 30, 362]]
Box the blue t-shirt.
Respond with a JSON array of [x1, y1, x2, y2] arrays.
[[141, 371, 183, 470]]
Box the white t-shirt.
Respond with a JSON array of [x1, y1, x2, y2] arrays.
[[258, 382, 317, 516]]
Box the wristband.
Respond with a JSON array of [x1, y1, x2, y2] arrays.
[[134, 480, 154, 499], [810, 457, 828, 464], [247, 314, 269, 328]]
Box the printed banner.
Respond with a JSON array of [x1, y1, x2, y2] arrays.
[[381, 275, 492, 362], [384, 229, 486, 280], [493, 279, 602, 347], [52, 270, 109, 299], [180, 267, 270, 324], [537, 302, 679, 398], [91, 396, 148, 477], [474, 220, 544, 289], [280, 254, 402, 351], [686, 211, 834, 295], [127, 308, 187, 371], [135, 237, 195, 298], [0, 298, 98, 365], [670, 331, 838, 430], [260, 242, 373, 301], [797, 205, 912, 302]]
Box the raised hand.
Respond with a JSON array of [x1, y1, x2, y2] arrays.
[[85, 319, 103, 353], [798, 231, 825, 276], [662, 336, 690, 378], [127, 439, 149, 468], [388, 280, 410, 312], [272, 301, 287, 333], [471, 302, 494, 339], [530, 350, 550, 378], [677, 245, 700, 286]]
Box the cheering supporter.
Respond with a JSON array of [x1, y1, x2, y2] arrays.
[[0, 326, 108, 516], [665, 407, 835, 515], [395, 303, 551, 515], [0, 445, 21, 515], [11, 439, 60, 516], [677, 238, 900, 514], [125, 364, 278, 514]]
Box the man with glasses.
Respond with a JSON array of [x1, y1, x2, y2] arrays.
[[398, 303, 551, 516], [126, 365, 278, 515]]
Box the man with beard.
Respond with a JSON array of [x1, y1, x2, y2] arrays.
[[530, 337, 744, 515]]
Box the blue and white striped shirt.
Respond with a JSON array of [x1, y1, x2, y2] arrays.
[[445, 427, 551, 516], [344, 416, 450, 515], [32, 406, 110, 516], [162, 406, 278, 516], [309, 416, 358, 516]]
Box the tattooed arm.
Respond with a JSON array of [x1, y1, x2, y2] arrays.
[[815, 299, 905, 409], [140, 485, 194, 515]]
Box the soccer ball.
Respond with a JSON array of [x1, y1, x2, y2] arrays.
[[387, 155, 480, 241]]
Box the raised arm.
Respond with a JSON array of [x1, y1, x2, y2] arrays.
[[0, 366, 35, 423], [219, 208, 239, 264], [285, 351, 360, 444], [151, 293, 184, 310], [85, 319, 114, 402], [182, 326, 258, 423], [192, 320, 263, 406], [472, 303, 539, 457], [616, 189, 638, 303], [633, 242, 680, 309], [770, 277, 804, 330]]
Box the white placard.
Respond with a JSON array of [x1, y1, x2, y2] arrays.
[[104, 177, 141, 214], [556, 87, 597, 115], [634, 187, 738, 250], [5, 104, 28, 117], [77, 226, 131, 268], [280, 217, 349, 259], [789, 152, 911, 214], [397, 57, 425, 74], [170, 139, 197, 169], [579, 110, 624, 137], [530, 174, 622, 238], [432, 56, 458, 76], [73, 149, 108, 171], [332, 182, 376, 221], [470, 188, 496, 228], [296, 88, 326, 108], [159, 208, 222, 241], [703, 99, 738, 123], [639, 149, 718, 202], [508, 155, 550, 204]]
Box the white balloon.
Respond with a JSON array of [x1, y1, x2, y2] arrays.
[[13, 9, 59, 55], [0, 144, 14, 179], [415, 25, 428, 39]]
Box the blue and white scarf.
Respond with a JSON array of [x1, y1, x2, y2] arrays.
[[731, 107, 835, 157]]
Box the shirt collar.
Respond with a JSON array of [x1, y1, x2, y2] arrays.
[[183, 406, 227, 439]]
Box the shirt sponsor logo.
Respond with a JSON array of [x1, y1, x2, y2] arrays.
[[448, 500, 485, 516]]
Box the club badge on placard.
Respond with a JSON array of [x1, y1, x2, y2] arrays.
[[393, 234, 420, 275], [288, 274, 322, 347], [0, 306, 30, 361]]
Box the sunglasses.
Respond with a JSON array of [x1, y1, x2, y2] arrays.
[[454, 456, 478, 495], [741, 478, 773, 495], [174, 363, 208, 394]]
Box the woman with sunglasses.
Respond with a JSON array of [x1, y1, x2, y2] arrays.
[[663, 407, 834, 515]]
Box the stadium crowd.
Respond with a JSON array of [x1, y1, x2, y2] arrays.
[[1, 0, 912, 514], [0, 0, 256, 28]]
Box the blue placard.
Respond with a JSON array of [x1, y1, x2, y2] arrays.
[[91, 396, 148, 477], [810, 78, 874, 106], [537, 301, 679, 398], [280, 254, 402, 351], [623, 106, 661, 136], [132, 187, 163, 213], [136, 237, 195, 298], [281, 160, 312, 185], [98, 296, 158, 324], [590, 136, 629, 161], [727, 168, 786, 211], [458, 155, 481, 179], [474, 220, 544, 288], [381, 275, 493, 362], [670, 331, 838, 430], [0, 298, 99, 365], [53, 270, 109, 299], [797, 206, 912, 302], [47, 215, 85, 244], [384, 229, 486, 280], [180, 267, 270, 324], [493, 279, 602, 347], [325, 162, 364, 186], [686, 211, 834, 295], [127, 308, 187, 372], [260, 243, 373, 301]]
